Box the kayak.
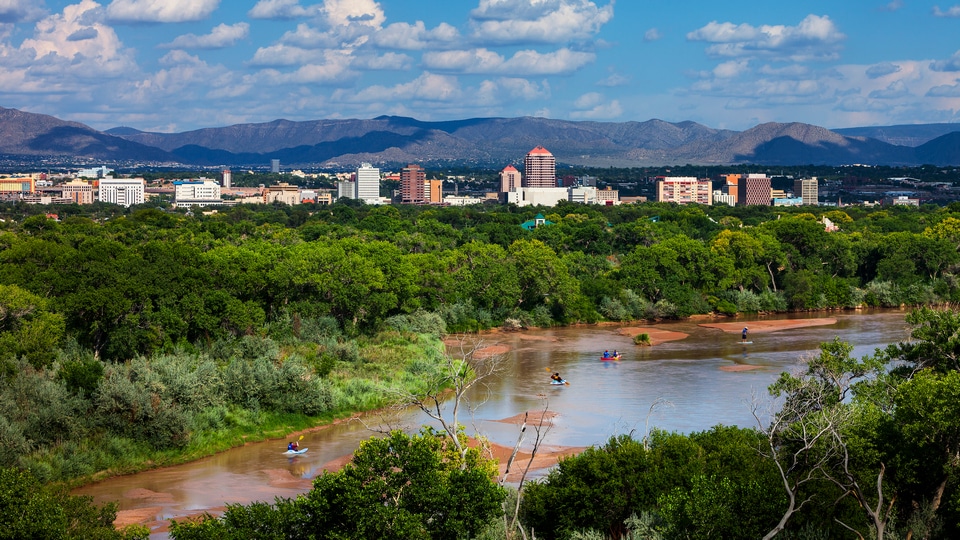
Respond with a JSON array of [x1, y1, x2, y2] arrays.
[[600, 355, 622, 361], [283, 448, 308, 455], [550, 380, 568, 386]]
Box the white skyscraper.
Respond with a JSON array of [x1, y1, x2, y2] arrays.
[[356, 163, 380, 204]]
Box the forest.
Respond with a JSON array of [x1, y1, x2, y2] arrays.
[[5, 198, 960, 538]]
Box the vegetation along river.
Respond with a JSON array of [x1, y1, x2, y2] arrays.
[[74, 309, 911, 536]]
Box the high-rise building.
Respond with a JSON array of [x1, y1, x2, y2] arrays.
[[400, 164, 426, 204], [98, 178, 145, 207], [794, 177, 819, 206], [656, 177, 713, 205], [356, 163, 381, 204], [523, 146, 556, 188], [222, 169, 232, 188], [499, 165, 521, 193], [737, 174, 771, 206], [271, 159, 280, 173]]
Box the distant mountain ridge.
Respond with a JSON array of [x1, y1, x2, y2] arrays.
[[0, 107, 178, 162], [3, 106, 958, 167]]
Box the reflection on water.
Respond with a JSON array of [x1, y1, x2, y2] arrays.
[[73, 310, 912, 536]]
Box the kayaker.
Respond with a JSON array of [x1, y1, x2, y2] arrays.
[[288, 441, 299, 451], [613, 350, 619, 357], [602, 350, 610, 358], [551, 372, 564, 384]]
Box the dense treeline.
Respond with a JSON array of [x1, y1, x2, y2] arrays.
[[4, 200, 960, 364], [5, 199, 960, 536]]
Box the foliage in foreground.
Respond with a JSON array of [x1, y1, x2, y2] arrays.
[[0, 467, 148, 540], [169, 428, 506, 540]]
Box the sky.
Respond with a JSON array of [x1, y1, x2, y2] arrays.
[[1, 0, 960, 133]]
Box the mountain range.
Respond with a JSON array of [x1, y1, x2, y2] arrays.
[[2, 106, 959, 168]]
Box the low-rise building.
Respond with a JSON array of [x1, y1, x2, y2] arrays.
[[657, 177, 712, 205], [61, 179, 94, 204], [98, 177, 145, 207], [266, 182, 300, 205]]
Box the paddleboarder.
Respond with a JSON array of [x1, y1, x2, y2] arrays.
[[741, 326, 748, 343]]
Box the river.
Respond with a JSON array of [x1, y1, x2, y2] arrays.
[[73, 309, 912, 536]]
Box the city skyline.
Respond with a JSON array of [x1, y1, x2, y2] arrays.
[[0, 1, 959, 133]]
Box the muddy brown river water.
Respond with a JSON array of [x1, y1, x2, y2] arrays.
[[73, 309, 912, 536]]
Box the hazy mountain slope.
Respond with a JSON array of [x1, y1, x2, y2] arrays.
[[834, 123, 960, 147], [0, 107, 178, 161], [914, 132, 960, 165], [8, 105, 960, 166]]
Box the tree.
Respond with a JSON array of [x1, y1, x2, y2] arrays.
[[0, 467, 146, 540], [761, 338, 895, 539]]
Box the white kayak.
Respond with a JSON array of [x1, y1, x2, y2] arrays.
[[283, 448, 308, 455]]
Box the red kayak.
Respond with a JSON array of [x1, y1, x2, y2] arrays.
[[600, 354, 622, 361]]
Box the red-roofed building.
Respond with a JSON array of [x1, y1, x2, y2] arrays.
[[523, 146, 556, 188], [499, 165, 521, 193]]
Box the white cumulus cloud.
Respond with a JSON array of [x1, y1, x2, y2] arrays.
[[249, 0, 321, 19], [687, 14, 845, 62], [106, 0, 220, 23], [933, 5, 960, 17], [21, 0, 136, 78], [866, 62, 901, 79], [161, 23, 248, 50], [931, 50, 960, 72], [423, 47, 594, 75], [470, 0, 614, 44], [570, 92, 621, 119], [0, 0, 46, 23], [372, 21, 459, 50], [338, 71, 461, 103]]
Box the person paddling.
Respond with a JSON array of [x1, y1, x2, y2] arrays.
[[288, 441, 299, 452], [551, 372, 564, 384]]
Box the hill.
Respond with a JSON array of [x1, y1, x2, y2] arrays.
[[5, 106, 960, 167], [0, 107, 179, 162]]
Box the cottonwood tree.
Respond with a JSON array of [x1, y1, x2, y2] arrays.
[[758, 338, 896, 539]]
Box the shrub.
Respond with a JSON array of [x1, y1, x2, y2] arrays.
[[57, 355, 104, 398], [600, 297, 628, 321], [634, 333, 651, 346]]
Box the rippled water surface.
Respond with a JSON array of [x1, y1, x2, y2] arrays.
[[73, 310, 911, 536]]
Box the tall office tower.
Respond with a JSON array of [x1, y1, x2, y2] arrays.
[[271, 159, 280, 173], [794, 177, 819, 206], [737, 174, 772, 206], [222, 169, 232, 188], [356, 162, 381, 203], [400, 164, 426, 203], [499, 165, 521, 193], [523, 146, 556, 188]]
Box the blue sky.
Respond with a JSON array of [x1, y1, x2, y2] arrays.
[[1, 0, 959, 133]]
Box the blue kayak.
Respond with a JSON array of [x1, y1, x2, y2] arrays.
[[283, 448, 308, 455], [550, 380, 568, 386]]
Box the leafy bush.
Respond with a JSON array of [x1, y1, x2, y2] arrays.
[[94, 368, 190, 449], [57, 355, 104, 398], [600, 297, 628, 321], [383, 309, 447, 338]]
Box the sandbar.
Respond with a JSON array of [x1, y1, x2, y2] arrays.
[[700, 318, 837, 334], [618, 327, 689, 345]]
